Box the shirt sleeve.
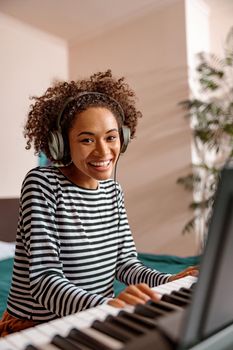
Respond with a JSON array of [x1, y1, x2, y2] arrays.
[[19, 169, 108, 317], [115, 184, 171, 287]]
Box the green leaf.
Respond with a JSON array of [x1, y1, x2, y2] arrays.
[[182, 217, 196, 235]]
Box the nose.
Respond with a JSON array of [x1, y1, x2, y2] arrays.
[[94, 140, 110, 157]]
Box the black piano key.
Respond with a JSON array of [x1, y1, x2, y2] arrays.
[[118, 310, 157, 329], [106, 314, 146, 335], [161, 293, 190, 307], [180, 287, 193, 295], [24, 345, 39, 350], [68, 328, 112, 350], [121, 326, 176, 350], [134, 303, 166, 319], [190, 282, 197, 289], [147, 299, 181, 312], [91, 319, 132, 343], [172, 290, 192, 300], [51, 334, 84, 350]]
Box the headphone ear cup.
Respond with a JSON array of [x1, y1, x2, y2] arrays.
[[120, 126, 131, 153], [48, 131, 64, 161]]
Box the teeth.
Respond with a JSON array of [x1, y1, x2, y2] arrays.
[[90, 160, 110, 167]]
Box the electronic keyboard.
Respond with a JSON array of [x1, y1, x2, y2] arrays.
[[0, 276, 197, 350]]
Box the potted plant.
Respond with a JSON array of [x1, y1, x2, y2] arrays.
[[177, 26, 233, 251]]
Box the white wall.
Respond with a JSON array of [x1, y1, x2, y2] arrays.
[[207, 0, 233, 56], [0, 13, 68, 197], [69, 0, 197, 256], [185, 0, 210, 94]]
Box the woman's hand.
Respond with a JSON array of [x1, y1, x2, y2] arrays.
[[168, 265, 199, 282], [107, 283, 160, 308]]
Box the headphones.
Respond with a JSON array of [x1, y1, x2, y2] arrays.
[[48, 92, 131, 161]]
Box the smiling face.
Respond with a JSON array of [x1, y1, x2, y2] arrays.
[[64, 107, 121, 189]]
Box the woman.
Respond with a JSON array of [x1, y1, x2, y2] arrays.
[[0, 70, 197, 336]]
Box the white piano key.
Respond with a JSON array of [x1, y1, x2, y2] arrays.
[[46, 318, 83, 336], [4, 332, 31, 350], [153, 285, 178, 294], [122, 304, 135, 313], [153, 276, 197, 293], [97, 303, 124, 316], [21, 326, 51, 346], [173, 276, 197, 286], [62, 313, 93, 329], [0, 337, 17, 350], [72, 310, 107, 326], [32, 323, 77, 349], [32, 322, 60, 338]]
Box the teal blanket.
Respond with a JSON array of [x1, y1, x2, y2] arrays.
[[0, 258, 14, 319], [0, 254, 199, 319]]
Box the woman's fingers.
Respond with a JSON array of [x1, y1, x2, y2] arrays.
[[135, 283, 160, 302], [169, 265, 199, 282], [110, 283, 160, 307], [107, 298, 126, 308]]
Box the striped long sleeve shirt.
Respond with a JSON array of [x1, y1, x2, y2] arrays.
[[7, 166, 170, 321]]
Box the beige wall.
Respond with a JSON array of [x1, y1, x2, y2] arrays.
[[1, 0, 231, 255], [0, 13, 68, 197], [69, 0, 197, 256]]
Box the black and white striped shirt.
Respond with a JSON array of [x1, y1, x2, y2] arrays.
[[7, 166, 170, 321]]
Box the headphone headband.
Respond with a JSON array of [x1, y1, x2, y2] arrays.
[[56, 92, 125, 130]]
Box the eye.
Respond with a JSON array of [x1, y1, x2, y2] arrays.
[[107, 135, 118, 142], [80, 138, 94, 144]]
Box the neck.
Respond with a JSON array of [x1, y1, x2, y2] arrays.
[[59, 163, 98, 189]]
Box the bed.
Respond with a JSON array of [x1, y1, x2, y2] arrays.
[[0, 198, 199, 319]]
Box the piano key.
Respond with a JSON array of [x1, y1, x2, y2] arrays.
[[42, 312, 98, 340], [91, 319, 132, 343], [24, 345, 38, 350], [40, 345, 60, 350], [118, 310, 157, 329], [68, 327, 115, 350], [152, 276, 197, 296], [29, 345, 60, 350], [51, 334, 83, 350], [161, 293, 191, 307], [106, 314, 146, 335], [134, 303, 166, 319], [0, 337, 18, 350], [97, 304, 129, 317], [81, 327, 123, 350], [171, 290, 192, 300], [31, 322, 64, 340], [100, 315, 141, 339], [179, 287, 193, 295], [22, 327, 51, 346], [7, 325, 61, 350], [3, 332, 33, 350], [146, 299, 181, 312], [49, 304, 120, 338], [25, 306, 123, 350]]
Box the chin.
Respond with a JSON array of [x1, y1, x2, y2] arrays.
[[95, 171, 113, 181]]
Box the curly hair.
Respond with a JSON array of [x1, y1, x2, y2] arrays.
[[24, 70, 142, 164]]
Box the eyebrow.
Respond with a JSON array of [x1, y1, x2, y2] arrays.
[[78, 128, 119, 137]]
